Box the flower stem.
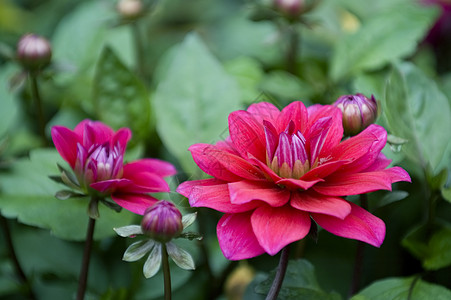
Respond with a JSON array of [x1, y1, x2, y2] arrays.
[[76, 217, 96, 300], [265, 244, 291, 300], [0, 216, 37, 300], [131, 21, 147, 82], [29, 72, 48, 146], [350, 194, 368, 296], [162, 243, 172, 300], [285, 25, 300, 75]]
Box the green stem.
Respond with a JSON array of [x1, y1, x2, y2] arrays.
[[162, 243, 172, 300], [265, 245, 291, 300], [29, 73, 47, 146], [0, 216, 37, 300], [131, 21, 147, 81], [76, 217, 96, 300], [349, 194, 368, 296], [285, 25, 300, 75]]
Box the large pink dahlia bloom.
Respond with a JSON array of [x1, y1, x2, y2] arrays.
[[177, 102, 411, 260], [51, 120, 176, 215]]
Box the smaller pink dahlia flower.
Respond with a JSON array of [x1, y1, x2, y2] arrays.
[[177, 101, 411, 260], [51, 120, 176, 215]]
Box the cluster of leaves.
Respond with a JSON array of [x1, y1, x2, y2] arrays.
[[0, 0, 451, 299]]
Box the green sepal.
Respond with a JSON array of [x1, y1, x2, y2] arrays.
[[166, 242, 195, 271], [123, 240, 155, 262], [143, 243, 162, 278], [114, 225, 143, 237], [101, 198, 122, 213], [179, 232, 203, 241], [88, 197, 100, 219], [55, 190, 86, 200], [182, 212, 197, 229]]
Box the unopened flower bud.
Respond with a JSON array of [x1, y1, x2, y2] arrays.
[[334, 93, 378, 136], [16, 34, 52, 71], [141, 201, 183, 243], [117, 0, 144, 20], [274, 0, 305, 18]]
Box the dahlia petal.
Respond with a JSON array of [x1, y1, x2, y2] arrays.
[[263, 121, 279, 162], [189, 143, 265, 181], [112, 128, 132, 152], [312, 167, 411, 196], [301, 160, 348, 181], [121, 172, 171, 193], [228, 181, 290, 207], [277, 101, 308, 134], [215, 138, 239, 155], [247, 102, 280, 124], [177, 179, 258, 213], [51, 126, 80, 168], [228, 110, 266, 162], [330, 124, 387, 173], [217, 212, 265, 260], [312, 202, 385, 247], [276, 177, 324, 190], [362, 152, 392, 172], [251, 205, 310, 255], [124, 159, 177, 177], [247, 154, 283, 183], [111, 193, 159, 215], [77, 120, 115, 147], [90, 178, 133, 193], [306, 105, 343, 154], [290, 192, 351, 219]]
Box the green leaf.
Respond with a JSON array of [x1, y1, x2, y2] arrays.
[[255, 259, 341, 300], [351, 277, 451, 300], [260, 70, 315, 101], [402, 222, 451, 270], [384, 62, 451, 173], [123, 240, 155, 262], [0, 149, 135, 241], [0, 64, 19, 138], [153, 33, 241, 173], [143, 243, 162, 278], [166, 242, 195, 271], [93, 46, 152, 142], [330, 3, 438, 81]]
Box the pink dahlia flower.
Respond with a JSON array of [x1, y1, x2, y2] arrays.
[[51, 120, 176, 215], [177, 101, 411, 260]]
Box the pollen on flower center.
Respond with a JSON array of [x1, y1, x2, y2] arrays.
[[264, 120, 310, 179]]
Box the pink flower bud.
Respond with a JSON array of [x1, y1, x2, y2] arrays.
[[334, 93, 378, 136], [141, 201, 183, 243], [17, 34, 52, 71], [274, 0, 305, 18], [117, 0, 144, 20]]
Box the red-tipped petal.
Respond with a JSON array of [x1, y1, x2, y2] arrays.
[[217, 212, 265, 260], [306, 105, 343, 154], [313, 167, 411, 196], [77, 120, 115, 147], [277, 101, 308, 134], [124, 159, 177, 178], [228, 181, 290, 207], [330, 124, 387, 173], [112, 193, 159, 215], [51, 126, 81, 168], [290, 191, 351, 219], [228, 110, 266, 162], [247, 102, 280, 124], [177, 179, 259, 213], [189, 144, 265, 181], [112, 128, 132, 151], [312, 202, 386, 247], [251, 205, 310, 255]]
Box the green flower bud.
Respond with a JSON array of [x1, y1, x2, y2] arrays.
[[334, 93, 378, 136], [16, 34, 52, 71], [141, 201, 183, 243]]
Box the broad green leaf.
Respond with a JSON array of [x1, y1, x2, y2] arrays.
[[92, 46, 152, 142], [255, 259, 341, 300], [0, 64, 19, 138], [384, 62, 451, 173], [402, 222, 451, 270], [330, 3, 438, 81], [351, 277, 451, 300], [153, 33, 241, 173], [0, 149, 135, 241]]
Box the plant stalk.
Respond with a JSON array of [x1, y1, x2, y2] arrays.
[[162, 243, 172, 300], [286, 25, 300, 75], [265, 244, 291, 300], [29, 73, 47, 146], [131, 21, 147, 81], [76, 217, 96, 300], [0, 216, 37, 300]]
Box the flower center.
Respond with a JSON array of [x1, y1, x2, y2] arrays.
[[75, 142, 124, 188], [264, 120, 310, 178]]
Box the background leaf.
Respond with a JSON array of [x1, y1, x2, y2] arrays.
[[153, 33, 241, 174]]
